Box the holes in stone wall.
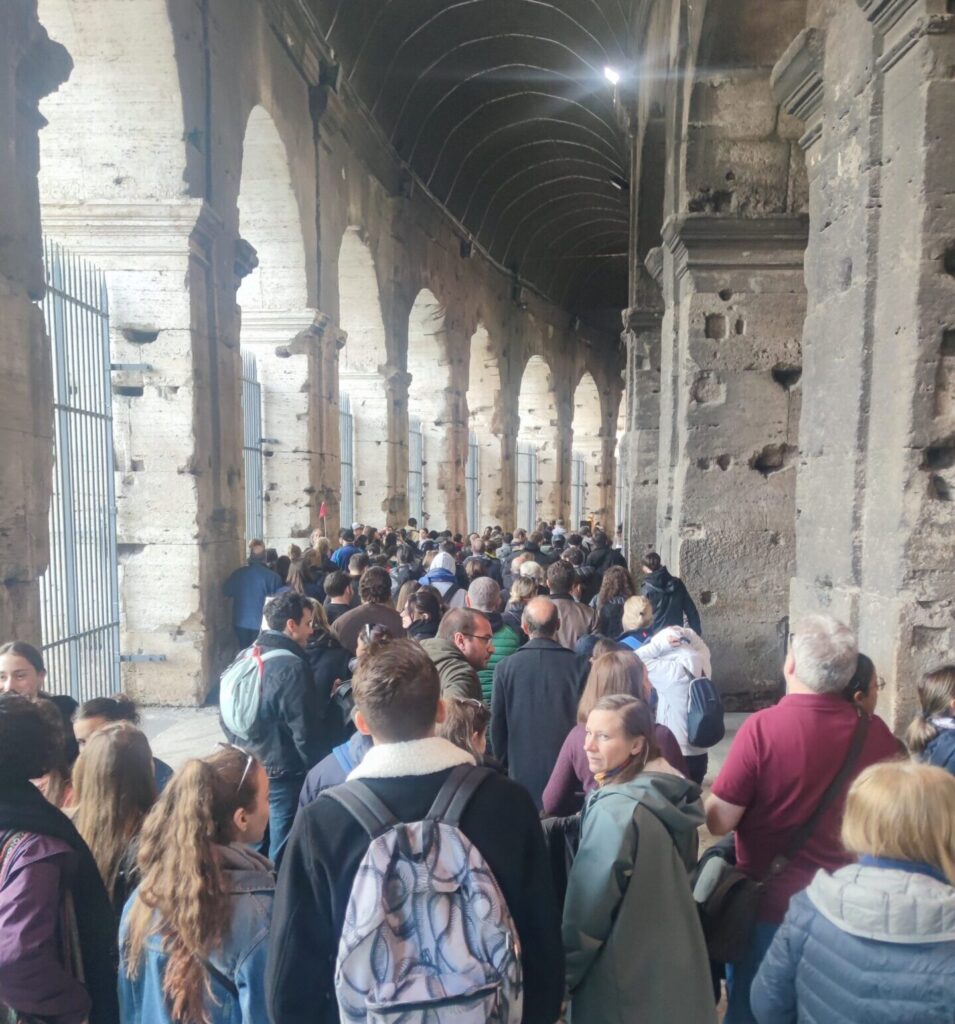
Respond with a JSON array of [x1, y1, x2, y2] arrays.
[[942, 329, 955, 357], [699, 590, 714, 606], [735, 319, 745, 335], [705, 313, 727, 339], [923, 443, 955, 471], [944, 243, 955, 276], [690, 371, 727, 405], [113, 385, 144, 398], [715, 454, 732, 470], [750, 443, 793, 477], [718, 289, 733, 302], [771, 363, 803, 389], [922, 441, 954, 501], [121, 328, 159, 344]]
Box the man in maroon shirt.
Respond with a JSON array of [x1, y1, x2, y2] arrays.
[[706, 614, 900, 1024]]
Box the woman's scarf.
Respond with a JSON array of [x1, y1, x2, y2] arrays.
[[0, 779, 119, 1023]]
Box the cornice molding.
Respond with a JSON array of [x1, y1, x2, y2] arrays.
[[857, 0, 920, 33], [662, 214, 809, 279], [771, 29, 826, 151], [877, 14, 954, 72]]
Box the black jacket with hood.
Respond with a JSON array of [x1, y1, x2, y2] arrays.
[[640, 566, 702, 635]]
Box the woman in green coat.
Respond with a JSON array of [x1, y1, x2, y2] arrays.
[[563, 693, 716, 1023]]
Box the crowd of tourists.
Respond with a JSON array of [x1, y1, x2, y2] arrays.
[[1, 517, 954, 1023]]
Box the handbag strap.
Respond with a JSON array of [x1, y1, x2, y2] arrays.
[[766, 711, 870, 881]]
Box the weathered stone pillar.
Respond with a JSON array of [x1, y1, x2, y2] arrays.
[[42, 201, 243, 704], [621, 289, 664, 557], [443, 350, 470, 534], [313, 311, 346, 540], [658, 214, 807, 699], [782, 3, 955, 728], [497, 407, 519, 527], [0, 4, 70, 643], [384, 366, 412, 528], [549, 390, 574, 524]]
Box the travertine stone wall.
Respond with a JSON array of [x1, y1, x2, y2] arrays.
[[780, 0, 955, 728], [0, 1, 70, 644]]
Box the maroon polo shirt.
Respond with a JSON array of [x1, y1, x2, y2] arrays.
[[711, 692, 901, 923]]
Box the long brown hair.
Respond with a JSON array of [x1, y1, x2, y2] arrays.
[[578, 651, 648, 723], [906, 665, 955, 755], [124, 746, 261, 1024], [72, 722, 156, 895], [596, 566, 635, 608]]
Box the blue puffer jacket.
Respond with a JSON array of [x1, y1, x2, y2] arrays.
[[923, 725, 955, 776], [751, 863, 955, 1024]]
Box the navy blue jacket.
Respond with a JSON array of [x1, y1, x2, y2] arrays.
[[223, 560, 281, 631], [923, 727, 955, 776]]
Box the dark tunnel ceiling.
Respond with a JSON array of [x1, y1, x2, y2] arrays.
[[308, 0, 632, 320]]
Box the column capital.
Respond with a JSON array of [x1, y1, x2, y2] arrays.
[[311, 310, 348, 349], [233, 238, 259, 282], [644, 246, 664, 286], [857, 0, 919, 33], [662, 214, 809, 280], [382, 365, 413, 391], [771, 28, 826, 150], [621, 306, 662, 334]]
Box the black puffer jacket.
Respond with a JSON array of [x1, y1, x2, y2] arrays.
[[304, 631, 353, 762], [640, 566, 702, 635]]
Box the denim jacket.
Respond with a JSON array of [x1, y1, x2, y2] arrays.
[[119, 844, 275, 1024]]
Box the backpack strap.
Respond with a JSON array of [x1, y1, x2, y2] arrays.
[[323, 781, 399, 838], [426, 764, 493, 829]]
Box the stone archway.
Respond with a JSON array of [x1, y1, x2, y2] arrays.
[[517, 354, 559, 526], [407, 289, 453, 529], [237, 104, 314, 550], [466, 324, 504, 530], [338, 226, 389, 526], [571, 371, 602, 526]]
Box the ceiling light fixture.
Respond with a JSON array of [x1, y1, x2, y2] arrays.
[[603, 66, 621, 85]]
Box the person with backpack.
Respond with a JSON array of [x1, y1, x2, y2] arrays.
[[266, 639, 564, 1024], [417, 550, 466, 608], [219, 591, 322, 860], [119, 745, 273, 1024], [563, 694, 715, 1023], [635, 625, 716, 785], [639, 551, 702, 635]]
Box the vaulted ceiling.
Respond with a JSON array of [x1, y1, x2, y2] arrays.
[[308, 0, 633, 321]]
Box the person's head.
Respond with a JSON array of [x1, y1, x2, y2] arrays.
[[906, 665, 955, 756], [513, 528, 527, 545], [396, 543, 413, 566], [0, 693, 59, 785], [463, 559, 487, 583], [340, 527, 355, 544], [597, 566, 635, 607], [466, 577, 501, 614], [546, 559, 575, 596], [439, 608, 494, 669], [591, 638, 627, 660], [284, 560, 308, 596], [508, 575, 538, 608], [562, 545, 584, 567], [124, 745, 269, 1019], [352, 639, 442, 743], [470, 537, 485, 555], [358, 566, 392, 606], [248, 539, 267, 563], [324, 570, 352, 602], [519, 561, 545, 586], [522, 596, 560, 640], [785, 614, 858, 694], [72, 722, 157, 892], [621, 595, 654, 633], [348, 552, 370, 578], [842, 760, 955, 885], [75, 693, 140, 750], [641, 551, 662, 574], [584, 694, 659, 786], [578, 651, 650, 723], [315, 535, 332, 560], [592, 529, 609, 549], [429, 551, 456, 575], [395, 579, 421, 617], [407, 517, 418, 530], [307, 599, 331, 636], [356, 623, 394, 659], [0, 640, 47, 699], [842, 652, 881, 716], [264, 591, 312, 647], [438, 697, 489, 760], [404, 587, 442, 629]]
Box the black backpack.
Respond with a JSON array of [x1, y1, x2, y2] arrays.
[[685, 670, 725, 748]]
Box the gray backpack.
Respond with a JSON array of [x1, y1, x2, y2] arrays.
[[326, 764, 523, 1023], [219, 643, 296, 741]]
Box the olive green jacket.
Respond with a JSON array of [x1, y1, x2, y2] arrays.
[[420, 638, 483, 702]]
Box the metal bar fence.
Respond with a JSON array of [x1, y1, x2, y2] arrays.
[[408, 417, 424, 524], [516, 441, 538, 533], [38, 240, 121, 702], [466, 432, 480, 533], [339, 392, 355, 528], [241, 352, 264, 542]]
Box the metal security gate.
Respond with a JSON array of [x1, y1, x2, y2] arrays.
[[408, 416, 424, 524], [241, 352, 264, 542], [571, 453, 586, 527], [339, 392, 355, 529], [466, 432, 479, 533], [38, 241, 121, 701], [516, 441, 538, 533]]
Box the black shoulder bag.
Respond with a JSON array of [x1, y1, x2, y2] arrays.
[[694, 712, 870, 964]]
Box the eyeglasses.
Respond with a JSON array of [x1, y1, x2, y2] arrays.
[[218, 742, 254, 792], [459, 633, 494, 646]]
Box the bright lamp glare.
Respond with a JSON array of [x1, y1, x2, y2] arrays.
[[603, 66, 621, 85]]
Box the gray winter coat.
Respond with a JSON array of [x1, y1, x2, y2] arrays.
[[562, 770, 716, 1023], [752, 863, 955, 1024]]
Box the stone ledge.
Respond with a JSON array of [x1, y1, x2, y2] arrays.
[[662, 214, 810, 278], [770, 28, 826, 151]]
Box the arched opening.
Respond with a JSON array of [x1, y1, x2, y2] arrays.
[[571, 372, 602, 528], [237, 105, 312, 550], [338, 227, 389, 526], [407, 289, 452, 529], [517, 354, 559, 529], [466, 325, 503, 531]]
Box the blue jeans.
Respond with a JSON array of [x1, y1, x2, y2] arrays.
[[263, 771, 305, 862], [725, 921, 780, 1023]]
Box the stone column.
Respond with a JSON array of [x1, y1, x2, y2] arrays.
[[312, 311, 347, 540], [497, 407, 519, 527], [621, 293, 663, 557], [443, 369, 470, 535], [42, 201, 243, 704], [547, 391, 573, 524], [241, 307, 328, 550], [658, 214, 807, 699], [384, 366, 412, 529], [0, 5, 70, 642]]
